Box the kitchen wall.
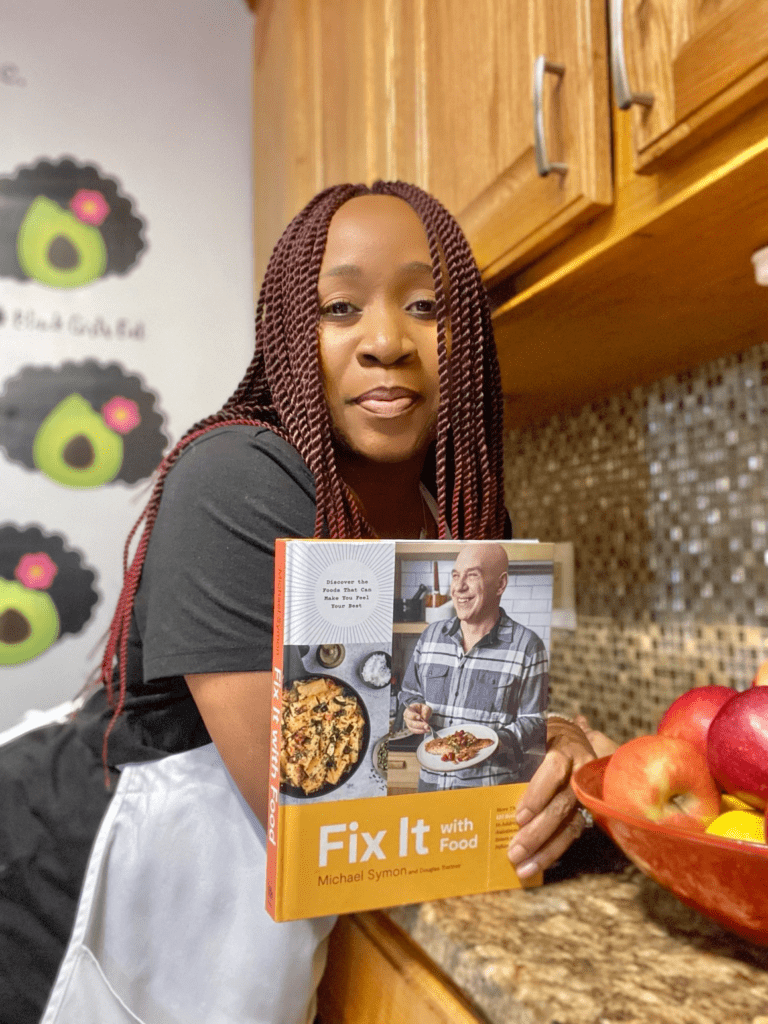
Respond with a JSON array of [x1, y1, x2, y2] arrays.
[[504, 339, 768, 742]]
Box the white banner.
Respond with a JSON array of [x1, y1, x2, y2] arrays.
[[0, 0, 254, 728]]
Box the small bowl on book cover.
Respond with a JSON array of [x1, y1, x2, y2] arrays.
[[358, 651, 392, 689], [316, 644, 345, 669], [572, 756, 768, 946], [371, 735, 388, 779]]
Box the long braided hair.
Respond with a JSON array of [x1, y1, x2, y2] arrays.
[[99, 181, 505, 764]]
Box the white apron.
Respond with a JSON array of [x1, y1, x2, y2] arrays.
[[40, 743, 336, 1024]]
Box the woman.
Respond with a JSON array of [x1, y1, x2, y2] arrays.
[[0, 182, 598, 1024]]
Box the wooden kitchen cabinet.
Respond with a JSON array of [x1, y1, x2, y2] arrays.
[[252, 0, 612, 286], [617, 0, 768, 171], [487, 0, 768, 426], [317, 912, 484, 1024], [253, 0, 412, 285], [494, 94, 768, 427], [252, 1, 768, 431], [415, 0, 613, 281]]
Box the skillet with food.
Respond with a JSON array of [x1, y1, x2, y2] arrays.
[[279, 675, 370, 798]]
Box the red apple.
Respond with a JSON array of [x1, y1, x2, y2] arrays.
[[751, 660, 768, 687], [603, 734, 721, 831], [657, 685, 735, 759], [707, 687, 768, 810]]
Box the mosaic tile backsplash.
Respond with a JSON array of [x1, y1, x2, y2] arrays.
[[504, 340, 768, 742]]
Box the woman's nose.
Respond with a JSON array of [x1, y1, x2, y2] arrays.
[[358, 304, 413, 364]]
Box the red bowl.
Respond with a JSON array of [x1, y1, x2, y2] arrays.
[[572, 756, 768, 945]]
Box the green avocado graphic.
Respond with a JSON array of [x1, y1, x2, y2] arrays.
[[16, 196, 107, 288], [0, 578, 60, 664], [32, 394, 124, 488]]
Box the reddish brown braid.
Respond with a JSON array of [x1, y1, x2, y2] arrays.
[[98, 180, 505, 769]]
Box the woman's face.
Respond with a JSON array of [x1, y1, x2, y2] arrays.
[[317, 194, 441, 466]]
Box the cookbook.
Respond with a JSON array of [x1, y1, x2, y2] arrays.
[[266, 538, 571, 921]]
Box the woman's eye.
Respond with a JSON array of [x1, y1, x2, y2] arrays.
[[407, 298, 437, 319], [320, 300, 359, 318]]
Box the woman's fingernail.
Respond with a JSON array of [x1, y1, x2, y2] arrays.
[[515, 807, 533, 826], [515, 860, 539, 880], [508, 843, 526, 864]]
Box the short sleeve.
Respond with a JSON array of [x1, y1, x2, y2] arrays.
[[134, 426, 316, 681]]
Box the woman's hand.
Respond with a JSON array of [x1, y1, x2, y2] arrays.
[[507, 715, 617, 879], [573, 713, 619, 759]]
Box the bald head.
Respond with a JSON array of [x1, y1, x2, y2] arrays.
[[450, 544, 508, 627], [454, 544, 508, 579]]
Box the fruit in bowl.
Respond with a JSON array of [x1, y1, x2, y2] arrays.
[[602, 734, 720, 830], [656, 684, 734, 758], [707, 687, 768, 810], [651, 682, 768, 812], [572, 757, 768, 945], [572, 682, 768, 942], [706, 809, 765, 843]]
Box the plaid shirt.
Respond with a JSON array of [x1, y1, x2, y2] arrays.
[[398, 609, 548, 788]]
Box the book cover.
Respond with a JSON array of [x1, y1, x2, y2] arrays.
[[266, 539, 568, 922]]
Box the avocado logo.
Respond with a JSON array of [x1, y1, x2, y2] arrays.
[[33, 394, 130, 487], [0, 526, 98, 666], [0, 362, 167, 488], [0, 158, 145, 288], [17, 196, 108, 288], [0, 570, 60, 665]]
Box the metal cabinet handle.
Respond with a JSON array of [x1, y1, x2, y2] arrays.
[[533, 56, 567, 177], [610, 0, 654, 110]]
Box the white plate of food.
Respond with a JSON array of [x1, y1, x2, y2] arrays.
[[416, 723, 499, 772]]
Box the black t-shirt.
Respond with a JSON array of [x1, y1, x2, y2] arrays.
[[75, 424, 317, 766]]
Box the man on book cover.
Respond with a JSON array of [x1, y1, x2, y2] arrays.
[[398, 543, 548, 790]]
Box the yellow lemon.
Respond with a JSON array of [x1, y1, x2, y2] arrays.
[[720, 793, 756, 813], [706, 810, 765, 844]]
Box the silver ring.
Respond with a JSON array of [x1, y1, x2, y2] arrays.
[[578, 807, 594, 828]]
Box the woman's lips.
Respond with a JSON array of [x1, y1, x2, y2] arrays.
[[354, 387, 420, 417]]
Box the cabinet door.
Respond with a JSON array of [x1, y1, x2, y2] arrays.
[[423, 0, 612, 281], [318, 912, 484, 1024], [313, 0, 390, 187], [252, 0, 407, 286], [618, 0, 768, 170], [252, 0, 317, 288], [253, 0, 612, 286]]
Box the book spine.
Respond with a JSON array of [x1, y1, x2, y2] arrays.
[[265, 537, 287, 920]]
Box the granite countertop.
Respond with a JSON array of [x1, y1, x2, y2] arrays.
[[387, 837, 768, 1024]]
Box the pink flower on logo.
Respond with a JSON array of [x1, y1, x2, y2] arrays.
[[69, 189, 110, 226], [102, 396, 141, 434], [15, 553, 58, 590]]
